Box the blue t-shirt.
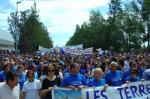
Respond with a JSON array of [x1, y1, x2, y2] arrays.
[[63, 67, 70, 77], [123, 69, 142, 81], [125, 76, 141, 82], [18, 72, 26, 90], [80, 68, 88, 75], [88, 78, 106, 87], [105, 70, 123, 86], [61, 73, 87, 87], [142, 69, 150, 80], [0, 71, 6, 82]]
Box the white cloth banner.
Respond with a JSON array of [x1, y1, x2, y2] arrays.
[[82, 81, 150, 99], [64, 47, 83, 55], [83, 47, 93, 55], [53, 81, 150, 99], [39, 46, 50, 52]]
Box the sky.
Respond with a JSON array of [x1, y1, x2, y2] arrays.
[[0, 0, 110, 47]]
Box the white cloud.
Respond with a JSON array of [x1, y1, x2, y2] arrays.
[[0, 8, 13, 31], [2, 0, 109, 46]]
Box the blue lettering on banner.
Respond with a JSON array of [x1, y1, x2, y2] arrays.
[[117, 87, 124, 99], [130, 85, 140, 97], [94, 90, 100, 99], [117, 84, 150, 99], [85, 90, 108, 99], [125, 87, 132, 99], [101, 90, 108, 99], [139, 84, 148, 96], [146, 84, 150, 94], [86, 91, 89, 99]]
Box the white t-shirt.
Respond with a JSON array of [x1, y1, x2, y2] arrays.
[[0, 82, 20, 99], [22, 79, 42, 99]]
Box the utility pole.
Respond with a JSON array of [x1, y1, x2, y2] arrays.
[[15, 1, 21, 54]]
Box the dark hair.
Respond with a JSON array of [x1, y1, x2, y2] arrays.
[[27, 65, 34, 70], [6, 71, 18, 83], [26, 70, 34, 78], [129, 60, 137, 66], [69, 62, 80, 70], [130, 69, 138, 74]]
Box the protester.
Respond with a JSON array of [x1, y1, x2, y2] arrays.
[[0, 71, 20, 99], [124, 69, 141, 83], [21, 69, 42, 99], [88, 68, 106, 87], [0, 63, 11, 82], [105, 61, 123, 86], [0, 48, 150, 99], [41, 64, 61, 99], [123, 60, 142, 81], [61, 62, 87, 90]]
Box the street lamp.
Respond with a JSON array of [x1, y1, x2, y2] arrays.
[[16, 1, 22, 12], [15, 1, 22, 54]]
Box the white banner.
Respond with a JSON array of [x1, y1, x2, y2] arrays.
[[83, 81, 150, 99], [64, 47, 83, 55], [53, 81, 150, 99], [83, 47, 93, 55], [39, 45, 50, 52]]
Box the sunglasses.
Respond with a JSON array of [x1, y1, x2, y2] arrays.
[[131, 72, 136, 74], [48, 70, 55, 72]]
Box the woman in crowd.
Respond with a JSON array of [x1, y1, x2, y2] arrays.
[[21, 66, 42, 99], [88, 68, 106, 87], [40, 64, 61, 99]]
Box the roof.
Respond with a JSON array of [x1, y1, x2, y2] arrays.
[[0, 39, 14, 45], [0, 29, 14, 46], [0, 29, 14, 42]]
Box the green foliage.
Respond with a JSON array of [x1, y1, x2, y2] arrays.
[[8, 3, 53, 53], [141, 0, 150, 50], [66, 0, 148, 51]]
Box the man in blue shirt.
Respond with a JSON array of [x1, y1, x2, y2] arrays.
[[125, 70, 141, 82], [0, 63, 11, 82], [105, 61, 123, 86], [61, 62, 87, 90]]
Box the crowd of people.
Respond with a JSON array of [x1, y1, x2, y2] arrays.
[[0, 49, 150, 99]]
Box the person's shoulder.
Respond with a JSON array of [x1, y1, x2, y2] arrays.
[[78, 73, 85, 76], [62, 74, 72, 81], [101, 78, 106, 81], [117, 70, 123, 74], [23, 80, 29, 85], [136, 76, 141, 80], [105, 70, 111, 75], [0, 71, 4, 75], [125, 76, 130, 80], [64, 73, 71, 78], [34, 79, 41, 83], [144, 68, 150, 73], [0, 82, 5, 87]]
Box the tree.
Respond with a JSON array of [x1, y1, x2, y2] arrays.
[[8, 12, 20, 51], [121, 1, 144, 51], [141, 0, 150, 51], [66, 10, 107, 49], [107, 0, 125, 51], [66, 0, 145, 51], [8, 3, 53, 53]]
